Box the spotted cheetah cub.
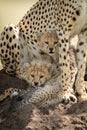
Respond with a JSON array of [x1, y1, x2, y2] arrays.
[[36, 30, 59, 59], [17, 59, 55, 88], [0, 58, 56, 101]]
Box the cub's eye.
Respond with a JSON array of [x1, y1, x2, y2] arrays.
[[45, 41, 49, 45], [40, 75, 44, 79], [31, 74, 34, 78], [54, 41, 58, 45]]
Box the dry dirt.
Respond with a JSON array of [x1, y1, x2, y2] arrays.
[[0, 68, 87, 130]]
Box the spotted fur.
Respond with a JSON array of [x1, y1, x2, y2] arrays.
[[0, 88, 21, 101]]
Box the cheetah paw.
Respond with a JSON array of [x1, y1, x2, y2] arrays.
[[61, 93, 77, 104]]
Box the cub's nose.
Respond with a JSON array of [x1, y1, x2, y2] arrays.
[[49, 48, 54, 53], [34, 82, 38, 86], [49, 48, 53, 51]]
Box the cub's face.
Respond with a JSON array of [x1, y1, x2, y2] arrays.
[[26, 65, 51, 87], [37, 31, 58, 55], [19, 63, 51, 87]]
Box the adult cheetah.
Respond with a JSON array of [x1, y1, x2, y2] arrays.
[[0, 0, 87, 107]]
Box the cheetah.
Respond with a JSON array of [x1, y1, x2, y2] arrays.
[[36, 30, 58, 56], [17, 59, 55, 88], [0, 60, 53, 102], [0, 0, 87, 106], [0, 56, 59, 102]]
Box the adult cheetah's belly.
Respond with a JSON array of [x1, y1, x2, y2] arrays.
[[70, 0, 87, 37]]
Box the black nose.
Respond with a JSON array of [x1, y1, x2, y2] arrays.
[[49, 48, 53, 51], [34, 82, 38, 86]]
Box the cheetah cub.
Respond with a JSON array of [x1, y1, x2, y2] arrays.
[[17, 59, 56, 88], [36, 30, 59, 60], [0, 58, 56, 101]]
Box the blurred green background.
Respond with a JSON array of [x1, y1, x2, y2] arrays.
[[0, 0, 37, 32]]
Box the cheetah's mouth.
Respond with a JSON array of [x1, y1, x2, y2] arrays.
[[49, 51, 54, 54]]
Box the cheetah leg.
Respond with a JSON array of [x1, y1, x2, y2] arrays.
[[0, 88, 21, 101], [75, 30, 87, 101], [0, 24, 20, 75], [58, 33, 77, 103]]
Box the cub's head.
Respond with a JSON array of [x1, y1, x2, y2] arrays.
[[18, 61, 52, 87], [36, 30, 58, 55]]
